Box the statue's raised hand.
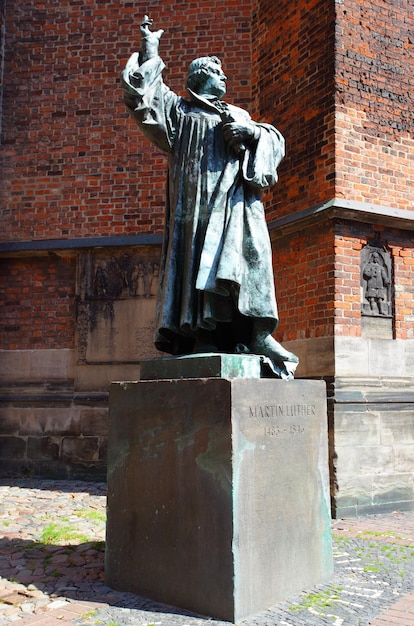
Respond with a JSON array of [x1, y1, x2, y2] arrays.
[[140, 16, 164, 63]]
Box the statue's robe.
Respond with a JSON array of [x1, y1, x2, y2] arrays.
[[122, 55, 285, 355]]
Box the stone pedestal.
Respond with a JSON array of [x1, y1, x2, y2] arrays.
[[106, 372, 332, 622]]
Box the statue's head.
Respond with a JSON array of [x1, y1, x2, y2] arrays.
[[186, 56, 227, 99], [371, 252, 381, 264]]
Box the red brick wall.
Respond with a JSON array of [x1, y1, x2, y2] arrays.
[[333, 230, 363, 337], [252, 0, 336, 221], [0, 255, 75, 350], [272, 223, 336, 343], [335, 0, 413, 208], [0, 2, 5, 118], [0, 0, 253, 243], [253, 0, 337, 342], [266, 0, 414, 342], [393, 241, 414, 340], [333, 0, 414, 338], [274, 220, 414, 343]]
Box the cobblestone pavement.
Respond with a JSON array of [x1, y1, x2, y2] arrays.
[[0, 480, 413, 625]]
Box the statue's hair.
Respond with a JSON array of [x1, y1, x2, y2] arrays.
[[186, 56, 222, 93]]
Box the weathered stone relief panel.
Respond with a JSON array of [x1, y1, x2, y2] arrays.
[[76, 247, 161, 364]]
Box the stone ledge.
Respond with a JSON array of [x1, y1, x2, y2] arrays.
[[333, 376, 414, 404], [0, 234, 163, 256], [0, 385, 109, 407], [269, 197, 414, 238], [0, 349, 75, 382]]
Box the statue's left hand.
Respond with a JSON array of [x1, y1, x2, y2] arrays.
[[223, 122, 258, 149]]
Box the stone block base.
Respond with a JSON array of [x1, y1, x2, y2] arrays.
[[106, 377, 333, 622], [0, 349, 108, 480]]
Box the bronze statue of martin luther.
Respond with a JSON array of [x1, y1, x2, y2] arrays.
[[121, 16, 298, 379]]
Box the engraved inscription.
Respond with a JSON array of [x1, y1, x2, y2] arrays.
[[249, 404, 316, 418], [264, 425, 305, 437]]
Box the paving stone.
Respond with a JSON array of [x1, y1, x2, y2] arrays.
[[0, 479, 414, 625]]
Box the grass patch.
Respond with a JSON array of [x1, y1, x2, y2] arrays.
[[364, 565, 381, 573], [360, 530, 404, 541], [353, 540, 413, 577], [80, 609, 98, 620], [334, 536, 351, 545], [74, 509, 106, 523], [40, 522, 90, 545], [289, 585, 343, 611]]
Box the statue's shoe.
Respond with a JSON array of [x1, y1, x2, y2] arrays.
[[249, 334, 299, 365]]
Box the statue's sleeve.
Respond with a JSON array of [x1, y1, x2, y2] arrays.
[[242, 123, 285, 189], [121, 53, 178, 153]]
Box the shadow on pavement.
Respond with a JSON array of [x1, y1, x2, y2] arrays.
[[0, 536, 213, 621], [0, 478, 107, 497]]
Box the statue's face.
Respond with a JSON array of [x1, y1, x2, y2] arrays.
[[201, 64, 227, 98]]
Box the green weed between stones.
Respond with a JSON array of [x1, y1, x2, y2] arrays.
[[290, 535, 414, 614], [40, 522, 90, 545], [74, 509, 106, 523], [333, 535, 351, 548], [289, 585, 343, 611], [79, 608, 106, 624], [339, 537, 413, 576], [360, 530, 404, 541], [358, 541, 411, 574], [80, 609, 99, 620]]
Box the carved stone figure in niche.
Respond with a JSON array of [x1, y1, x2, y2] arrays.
[[121, 16, 298, 378], [92, 255, 159, 299], [94, 265, 108, 296], [148, 263, 159, 297], [361, 245, 391, 316], [93, 259, 123, 298], [119, 253, 133, 296], [133, 264, 146, 296]]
